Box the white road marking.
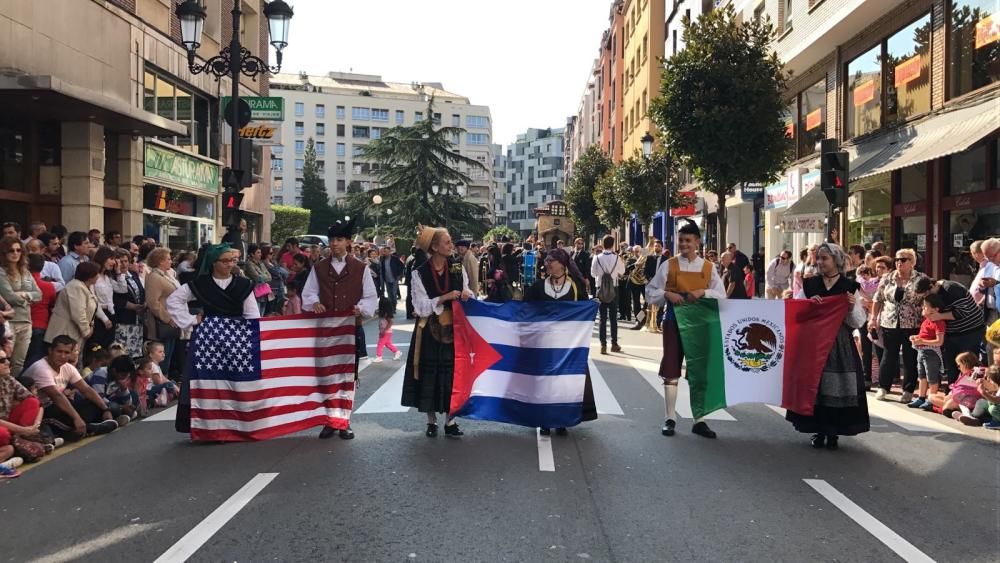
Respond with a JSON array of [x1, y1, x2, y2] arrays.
[[32, 523, 160, 563], [866, 400, 963, 434], [536, 429, 555, 472], [627, 359, 737, 421], [154, 473, 279, 563], [144, 405, 177, 422], [588, 360, 624, 415], [354, 366, 411, 414], [804, 479, 936, 563]]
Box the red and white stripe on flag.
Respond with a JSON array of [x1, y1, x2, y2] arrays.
[[190, 312, 357, 442]]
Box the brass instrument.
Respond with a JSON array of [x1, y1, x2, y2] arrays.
[[645, 304, 661, 333], [630, 254, 649, 285]]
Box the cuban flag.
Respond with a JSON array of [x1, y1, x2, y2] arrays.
[[450, 299, 599, 428]]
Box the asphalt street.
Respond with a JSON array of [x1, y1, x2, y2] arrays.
[[2, 308, 998, 563]]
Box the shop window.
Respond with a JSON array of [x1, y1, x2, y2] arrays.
[[847, 173, 891, 246], [895, 216, 928, 270], [944, 203, 1000, 282], [949, 143, 988, 194], [782, 100, 797, 145], [948, 0, 1000, 98], [143, 69, 216, 158], [899, 163, 929, 202], [886, 14, 932, 124], [846, 44, 882, 138], [796, 78, 826, 159], [0, 126, 25, 192]]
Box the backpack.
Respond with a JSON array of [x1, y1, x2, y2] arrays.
[[596, 256, 618, 304]]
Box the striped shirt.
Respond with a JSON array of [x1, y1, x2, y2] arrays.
[[938, 281, 985, 334]]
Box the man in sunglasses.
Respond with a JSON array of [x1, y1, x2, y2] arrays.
[[765, 251, 794, 299]]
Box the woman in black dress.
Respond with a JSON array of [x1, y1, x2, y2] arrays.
[[401, 226, 473, 438], [787, 243, 870, 449], [523, 247, 598, 435]]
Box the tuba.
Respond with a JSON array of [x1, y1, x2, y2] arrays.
[[630, 254, 649, 285]]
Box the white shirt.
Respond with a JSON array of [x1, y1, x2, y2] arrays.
[[165, 277, 261, 329], [411, 268, 472, 318], [300, 255, 378, 318], [40, 260, 65, 292], [970, 260, 997, 308], [93, 273, 127, 322], [645, 255, 727, 306], [543, 277, 573, 299], [591, 251, 626, 288]]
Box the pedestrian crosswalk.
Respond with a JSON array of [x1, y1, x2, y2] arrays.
[[626, 358, 737, 421]]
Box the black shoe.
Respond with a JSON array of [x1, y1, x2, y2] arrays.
[[611, 344, 622, 353], [87, 420, 118, 436], [662, 419, 676, 436], [444, 423, 463, 438], [318, 426, 337, 439], [539, 427, 551, 435], [825, 435, 839, 450], [691, 421, 717, 439], [339, 427, 355, 440], [810, 434, 826, 449], [555, 427, 568, 436], [425, 423, 438, 437], [630, 321, 644, 330]]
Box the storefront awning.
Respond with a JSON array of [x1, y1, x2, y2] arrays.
[[784, 186, 829, 219], [0, 74, 187, 137], [848, 92, 1000, 181]]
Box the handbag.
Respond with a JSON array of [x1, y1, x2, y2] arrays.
[[155, 318, 180, 340], [253, 283, 273, 299]]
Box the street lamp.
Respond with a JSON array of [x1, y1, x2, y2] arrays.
[[176, 0, 293, 212], [641, 133, 654, 158], [431, 184, 440, 195], [372, 194, 383, 205]]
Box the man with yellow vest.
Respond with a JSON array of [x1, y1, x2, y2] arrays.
[[645, 220, 727, 439]]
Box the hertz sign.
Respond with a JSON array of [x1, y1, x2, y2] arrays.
[[231, 121, 282, 146]]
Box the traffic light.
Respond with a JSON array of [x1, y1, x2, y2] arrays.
[[821, 147, 849, 209], [222, 191, 244, 227]]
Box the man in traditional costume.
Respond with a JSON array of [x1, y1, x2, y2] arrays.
[[645, 221, 726, 439], [302, 218, 378, 440]]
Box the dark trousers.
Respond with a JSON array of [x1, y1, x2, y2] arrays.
[[879, 327, 918, 393], [26, 328, 47, 370], [858, 322, 873, 383], [43, 400, 104, 441], [944, 329, 984, 385], [631, 283, 645, 317], [617, 284, 631, 320], [599, 302, 618, 346]]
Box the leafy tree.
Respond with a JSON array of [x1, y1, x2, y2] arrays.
[[301, 138, 337, 234], [564, 145, 613, 241], [593, 168, 626, 233], [343, 99, 491, 239], [270, 204, 310, 244], [483, 225, 520, 244], [650, 5, 791, 250], [613, 150, 690, 225]]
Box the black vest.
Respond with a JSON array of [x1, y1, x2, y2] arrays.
[[190, 276, 254, 317], [417, 259, 463, 300]]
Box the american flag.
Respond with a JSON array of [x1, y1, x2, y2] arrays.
[[189, 312, 357, 442]]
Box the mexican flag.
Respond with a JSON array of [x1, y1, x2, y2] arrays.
[[674, 296, 849, 419]]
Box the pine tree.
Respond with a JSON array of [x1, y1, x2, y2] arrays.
[[300, 138, 337, 234]]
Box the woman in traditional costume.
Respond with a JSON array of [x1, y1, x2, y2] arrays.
[[523, 247, 597, 435], [787, 243, 870, 449], [401, 226, 473, 437]]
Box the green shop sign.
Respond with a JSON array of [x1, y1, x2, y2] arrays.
[[144, 143, 220, 193], [221, 96, 285, 121]]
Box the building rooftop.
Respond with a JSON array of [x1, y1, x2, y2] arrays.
[[271, 72, 473, 104]]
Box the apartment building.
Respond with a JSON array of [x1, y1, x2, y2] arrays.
[[600, 1, 626, 163], [620, 0, 666, 157], [504, 128, 567, 237], [492, 143, 508, 226], [268, 72, 494, 218], [0, 0, 274, 246]]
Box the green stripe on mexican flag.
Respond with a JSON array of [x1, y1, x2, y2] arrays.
[[674, 297, 849, 419]]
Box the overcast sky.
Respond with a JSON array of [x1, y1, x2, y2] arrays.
[[279, 0, 610, 148]]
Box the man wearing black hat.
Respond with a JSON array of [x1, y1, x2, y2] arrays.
[[302, 217, 378, 440], [456, 239, 479, 298]]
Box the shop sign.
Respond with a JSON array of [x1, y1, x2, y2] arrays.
[[801, 171, 820, 194], [975, 15, 999, 49], [671, 191, 697, 217], [894, 55, 923, 88], [853, 80, 876, 107], [954, 233, 965, 248], [955, 195, 972, 208], [805, 108, 823, 131], [781, 214, 825, 233], [144, 143, 219, 193], [916, 234, 927, 251], [221, 96, 285, 121], [224, 122, 283, 146], [741, 182, 764, 201]]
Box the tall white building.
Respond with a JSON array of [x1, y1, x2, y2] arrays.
[[491, 143, 507, 226], [269, 72, 494, 216], [504, 128, 566, 237]]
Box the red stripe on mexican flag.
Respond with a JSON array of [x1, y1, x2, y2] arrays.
[[674, 296, 849, 419]]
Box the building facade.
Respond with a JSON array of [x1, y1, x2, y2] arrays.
[[620, 0, 666, 158], [600, 1, 626, 163], [268, 72, 494, 218], [504, 128, 567, 237], [492, 143, 507, 226], [0, 0, 273, 247]]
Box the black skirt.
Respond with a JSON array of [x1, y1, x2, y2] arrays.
[[401, 315, 455, 414]]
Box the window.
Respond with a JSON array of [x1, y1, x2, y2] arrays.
[[316, 123, 325, 136], [782, 100, 797, 144], [272, 158, 283, 172], [336, 143, 346, 157], [336, 106, 345, 119], [886, 14, 931, 124], [336, 179, 346, 193], [336, 161, 345, 173], [295, 197, 303, 206], [142, 69, 216, 157], [396, 110, 405, 124], [272, 145, 283, 155], [315, 104, 325, 118], [352, 107, 370, 121], [451, 132, 460, 144], [754, 2, 765, 23], [415, 111, 424, 122], [783, 0, 793, 31], [372, 108, 389, 122], [295, 121, 304, 136], [846, 44, 882, 138], [641, 33, 648, 63], [353, 162, 363, 175], [337, 124, 345, 137], [353, 126, 370, 138], [467, 133, 489, 145], [949, 143, 988, 194], [295, 159, 304, 171], [273, 196, 283, 204], [433, 113, 442, 124], [466, 115, 489, 129], [316, 141, 326, 156], [295, 178, 303, 189], [796, 78, 827, 158], [948, 0, 1000, 98], [317, 160, 325, 171], [294, 102, 304, 117], [352, 145, 364, 157], [372, 127, 382, 140], [295, 140, 304, 154], [452, 114, 461, 127]]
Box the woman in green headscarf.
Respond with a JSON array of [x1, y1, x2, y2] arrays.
[[166, 243, 259, 434]]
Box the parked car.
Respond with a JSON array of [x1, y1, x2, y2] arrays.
[[299, 234, 328, 249]]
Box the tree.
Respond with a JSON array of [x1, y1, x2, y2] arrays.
[[650, 5, 791, 250], [593, 168, 626, 233], [612, 150, 690, 225], [301, 138, 337, 234], [344, 98, 491, 239], [483, 226, 520, 244], [564, 145, 613, 241], [270, 204, 310, 244]]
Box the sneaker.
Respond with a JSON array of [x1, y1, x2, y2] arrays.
[[86, 419, 118, 436], [116, 414, 131, 427], [393, 351, 402, 361], [0, 457, 23, 470], [874, 389, 888, 401], [372, 356, 383, 363], [52, 437, 64, 449], [899, 392, 913, 403], [954, 412, 979, 426], [611, 344, 623, 353], [0, 465, 19, 479], [951, 411, 964, 422], [919, 401, 934, 412], [907, 397, 926, 408], [983, 420, 1000, 430]]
